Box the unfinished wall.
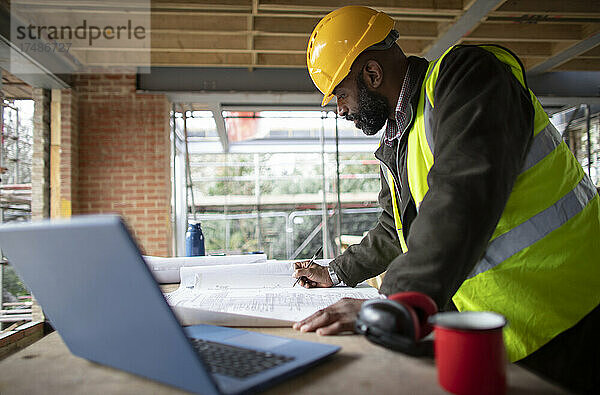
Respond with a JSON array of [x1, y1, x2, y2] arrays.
[[31, 88, 50, 221], [50, 88, 79, 219], [75, 73, 171, 256]]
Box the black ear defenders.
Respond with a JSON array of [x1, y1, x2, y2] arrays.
[[355, 292, 438, 356]]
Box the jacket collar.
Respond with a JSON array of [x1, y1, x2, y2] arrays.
[[375, 55, 429, 160]]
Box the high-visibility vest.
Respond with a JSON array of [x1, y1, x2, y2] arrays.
[[383, 45, 600, 362]]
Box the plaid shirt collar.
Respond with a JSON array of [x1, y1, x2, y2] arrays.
[[383, 62, 417, 147]]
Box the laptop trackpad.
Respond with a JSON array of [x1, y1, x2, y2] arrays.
[[228, 333, 290, 349]]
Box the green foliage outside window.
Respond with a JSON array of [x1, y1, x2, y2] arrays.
[[3, 265, 29, 297], [190, 151, 381, 259]]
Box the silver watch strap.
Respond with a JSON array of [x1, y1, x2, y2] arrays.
[[327, 266, 340, 286]]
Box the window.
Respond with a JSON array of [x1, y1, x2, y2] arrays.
[[171, 108, 383, 259]]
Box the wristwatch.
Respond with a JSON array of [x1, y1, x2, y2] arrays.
[[327, 266, 340, 286]]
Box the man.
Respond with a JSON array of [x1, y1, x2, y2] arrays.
[[293, 6, 600, 393]]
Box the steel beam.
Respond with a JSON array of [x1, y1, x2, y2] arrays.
[[528, 32, 600, 75], [138, 67, 314, 92], [538, 96, 600, 107], [209, 104, 230, 152], [0, 36, 69, 89], [528, 71, 600, 97], [0, 6, 71, 89], [424, 0, 505, 60]]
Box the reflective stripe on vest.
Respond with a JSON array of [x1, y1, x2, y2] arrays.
[[365, 160, 408, 290], [469, 123, 598, 278], [393, 44, 600, 362], [384, 166, 408, 253]]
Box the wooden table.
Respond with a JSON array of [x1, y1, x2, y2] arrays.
[[0, 326, 567, 395]]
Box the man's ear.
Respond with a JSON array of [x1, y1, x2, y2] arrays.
[[362, 59, 383, 89]]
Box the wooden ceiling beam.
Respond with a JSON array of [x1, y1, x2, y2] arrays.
[[14, 0, 151, 11], [23, 0, 252, 11], [75, 50, 253, 67], [255, 11, 456, 22], [152, 33, 248, 50], [254, 16, 320, 34], [150, 14, 248, 31], [24, 6, 459, 21], [73, 47, 305, 55], [254, 35, 307, 51], [249, 0, 258, 69], [583, 23, 600, 37], [257, 0, 463, 14], [486, 13, 600, 24], [253, 31, 309, 37], [394, 21, 440, 39], [257, 53, 304, 66], [494, 0, 600, 16], [462, 41, 554, 57], [74, 50, 320, 68], [253, 16, 439, 37], [67, 35, 433, 54], [396, 40, 433, 56], [466, 23, 584, 41], [0, 70, 33, 99], [151, 1, 252, 12], [150, 29, 253, 35], [579, 45, 600, 58]]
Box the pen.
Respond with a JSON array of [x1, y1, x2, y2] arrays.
[[293, 246, 323, 287]]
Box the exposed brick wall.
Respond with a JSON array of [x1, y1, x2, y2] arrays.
[[31, 88, 50, 221], [74, 73, 171, 256]]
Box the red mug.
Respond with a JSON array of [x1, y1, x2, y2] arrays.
[[430, 311, 507, 395]]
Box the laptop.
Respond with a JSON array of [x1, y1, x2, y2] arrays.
[[0, 215, 339, 394]]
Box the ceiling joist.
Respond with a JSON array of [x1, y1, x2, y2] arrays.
[[5, 0, 600, 71]]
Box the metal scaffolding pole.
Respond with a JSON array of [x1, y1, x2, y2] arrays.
[[562, 105, 582, 150], [225, 154, 230, 253], [254, 153, 262, 251], [1, 98, 4, 224], [320, 112, 328, 258], [15, 108, 19, 183], [0, 89, 4, 315], [585, 104, 592, 177], [171, 103, 177, 256], [183, 110, 197, 223], [335, 113, 342, 256]]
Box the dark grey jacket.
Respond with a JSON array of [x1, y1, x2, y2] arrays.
[[329, 45, 535, 309]]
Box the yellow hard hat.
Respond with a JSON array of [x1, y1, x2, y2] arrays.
[[307, 6, 395, 106]]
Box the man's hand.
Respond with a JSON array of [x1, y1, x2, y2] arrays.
[[293, 298, 367, 335], [293, 261, 334, 288]]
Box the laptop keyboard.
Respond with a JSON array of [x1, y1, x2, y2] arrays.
[[190, 338, 295, 379]]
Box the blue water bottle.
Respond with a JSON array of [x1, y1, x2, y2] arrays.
[[185, 223, 205, 256]]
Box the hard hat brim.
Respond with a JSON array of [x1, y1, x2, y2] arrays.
[[322, 93, 334, 107]]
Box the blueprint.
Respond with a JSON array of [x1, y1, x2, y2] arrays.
[[143, 254, 267, 283], [164, 260, 380, 326]]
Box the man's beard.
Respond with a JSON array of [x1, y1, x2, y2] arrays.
[[345, 74, 390, 136]]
